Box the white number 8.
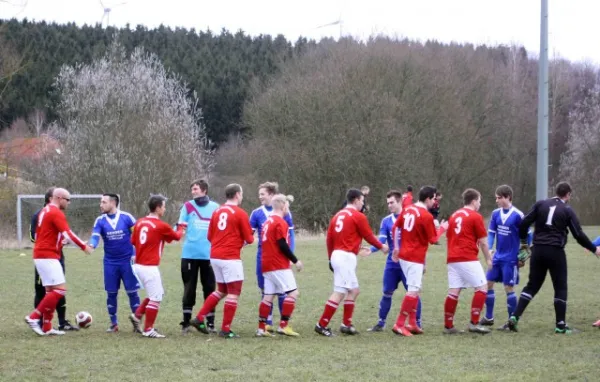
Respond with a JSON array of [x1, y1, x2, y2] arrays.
[[217, 212, 228, 230], [139, 226, 148, 244]]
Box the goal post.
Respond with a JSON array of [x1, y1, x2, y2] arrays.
[[16, 194, 106, 248]]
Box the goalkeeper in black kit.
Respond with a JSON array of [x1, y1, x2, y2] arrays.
[[30, 187, 78, 331], [505, 182, 600, 334]]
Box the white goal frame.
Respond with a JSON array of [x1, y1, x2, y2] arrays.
[[16, 194, 104, 248]]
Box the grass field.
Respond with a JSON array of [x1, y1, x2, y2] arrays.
[[2, 229, 600, 381]]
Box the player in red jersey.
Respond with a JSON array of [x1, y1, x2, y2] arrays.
[[24, 188, 93, 336], [401, 185, 413, 209], [256, 194, 304, 337], [129, 194, 185, 338], [190, 183, 254, 339], [315, 188, 388, 337], [391, 186, 447, 336], [443, 188, 493, 334]]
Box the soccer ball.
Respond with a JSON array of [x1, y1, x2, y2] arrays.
[[75, 311, 93, 329]]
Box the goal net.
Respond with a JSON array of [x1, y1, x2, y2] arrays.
[[17, 194, 104, 248]]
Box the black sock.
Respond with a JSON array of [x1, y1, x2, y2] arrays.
[[514, 293, 533, 318], [182, 308, 192, 325], [56, 297, 67, 325], [554, 298, 567, 328], [206, 311, 215, 327]]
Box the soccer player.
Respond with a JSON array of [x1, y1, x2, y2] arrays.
[[88, 193, 141, 332], [129, 195, 185, 338], [480, 185, 531, 329], [391, 186, 446, 337], [315, 188, 388, 337], [190, 183, 254, 338], [443, 188, 493, 334], [401, 185, 413, 209], [506, 182, 600, 334], [256, 194, 304, 337], [249, 182, 295, 331], [24, 188, 93, 336], [341, 185, 370, 213], [30, 187, 78, 331], [368, 190, 423, 332], [178, 179, 219, 334]]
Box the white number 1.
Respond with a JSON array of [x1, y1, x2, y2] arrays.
[[546, 206, 556, 226]]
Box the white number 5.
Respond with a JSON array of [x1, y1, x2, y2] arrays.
[[335, 215, 345, 232]]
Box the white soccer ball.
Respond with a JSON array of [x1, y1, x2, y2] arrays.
[[75, 311, 93, 329]]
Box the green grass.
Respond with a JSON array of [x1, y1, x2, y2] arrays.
[[2, 228, 600, 381]]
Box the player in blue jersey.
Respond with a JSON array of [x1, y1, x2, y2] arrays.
[[249, 182, 295, 332], [178, 179, 220, 334], [368, 190, 422, 332], [89, 194, 141, 332], [480, 185, 532, 330]]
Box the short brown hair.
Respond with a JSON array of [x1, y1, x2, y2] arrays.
[[495, 185, 513, 201], [148, 194, 166, 212], [462, 188, 481, 206], [190, 179, 209, 193], [386, 190, 402, 201], [225, 183, 242, 200], [555, 182, 572, 198], [259, 182, 278, 195]]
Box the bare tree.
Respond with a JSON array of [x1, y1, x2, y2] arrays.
[[30, 38, 214, 218]]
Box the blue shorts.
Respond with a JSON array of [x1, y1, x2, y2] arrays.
[[104, 261, 140, 292], [486, 261, 519, 286], [382, 265, 408, 293]]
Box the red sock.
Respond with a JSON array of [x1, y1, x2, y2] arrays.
[[144, 301, 160, 331], [135, 297, 150, 318], [395, 295, 417, 328], [471, 290, 487, 324], [30, 289, 64, 321], [407, 296, 419, 328], [318, 300, 339, 328], [444, 294, 459, 328], [258, 301, 272, 330], [197, 292, 223, 321], [280, 296, 296, 328], [343, 299, 355, 326], [42, 311, 54, 332], [222, 298, 238, 333]]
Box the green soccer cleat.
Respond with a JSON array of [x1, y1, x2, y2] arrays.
[[554, 326, 579, 334], [507, 316, 519, 332], [189, 317, 209, 334]]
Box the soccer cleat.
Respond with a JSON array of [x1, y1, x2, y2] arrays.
[[314, 324, 335, 337], [592, 319, 600, 328], [106, 324, 119, 333], [340, 324, 359, 335], [406, 325, 424, 335], [129, 313, 142, 333], [59, 320, 80, 331], [277, 326, 300, 337], [189, 317, 210, 335], [24, 315, 46, 336], [496, 323, 510, 331], [180, 321, 192, 335], [265, 324, 275, 333], [368, 323, 385, 332], [392, 325, 413, 337], [207, 323, 217, 333], [506, 316, 519, 332], [219, 330, 240, 339], [45, 328, 66, 336], [468, 323, 491, 334], [142, 328, 166, 338], [255, 329, 275, 337], [555, 326, 578, 334], [479, 317, 494, 326], [443, 327, 463, 335]]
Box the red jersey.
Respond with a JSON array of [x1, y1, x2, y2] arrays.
[[208, 204, 254, 260], [402, 192, 413, 209], [261, 215, 291, 272], [446, 207, 487, 263], [326, 207, 382, 258], [132, 216, 183, 266], [393, 204, 437, 264], [33, 204, 86, 259]]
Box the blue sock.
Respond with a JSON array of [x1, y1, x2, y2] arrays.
[[507, 291, 517, 317], [107, 292, 118, 325], [416, 297, 422, 328], [378, 293, 393, 326], [485, 290, 495, 320], [127, 290, 140, 313], [278, 294, 285, 314]]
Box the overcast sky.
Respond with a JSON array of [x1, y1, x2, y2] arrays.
[[2, 0, 598, 64]]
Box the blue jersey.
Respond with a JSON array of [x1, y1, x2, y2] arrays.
[[178, 199, 219, 260], [249, 205, 295, 254], [371, 213, 400, 269], [488, 206, 531, 263], [90, 211, 136, 264]]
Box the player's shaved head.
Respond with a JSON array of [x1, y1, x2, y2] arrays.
[[53, 188, 70, 198], [272, 194, 287, 210]]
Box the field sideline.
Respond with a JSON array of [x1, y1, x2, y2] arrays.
[[1, 228, 600, 381]]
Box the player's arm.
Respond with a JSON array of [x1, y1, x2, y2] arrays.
[[163, 222, 185, 243], [487, 212, 497, 249], [371, 218, 388, 253], [88, 217, 103, 249], [285, 212, 296, 252], [178, 204, 189, 228], [566, 208, 597, 253], [54, 213, 88, 251], [240, 212, 255, 245], [357, 214, 384, 251], [431, 216, 448, 243], [593, 236, 600, 247], [29, 210, 39, 243], [326, 217, 335, 259], [476, 216, 492, 266], [519, 201, 539, 242], [249, 209, 259, 236]]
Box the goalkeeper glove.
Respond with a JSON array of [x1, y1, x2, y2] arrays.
[[518, 243, 531, 266], [329, 261, 334, 273]]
